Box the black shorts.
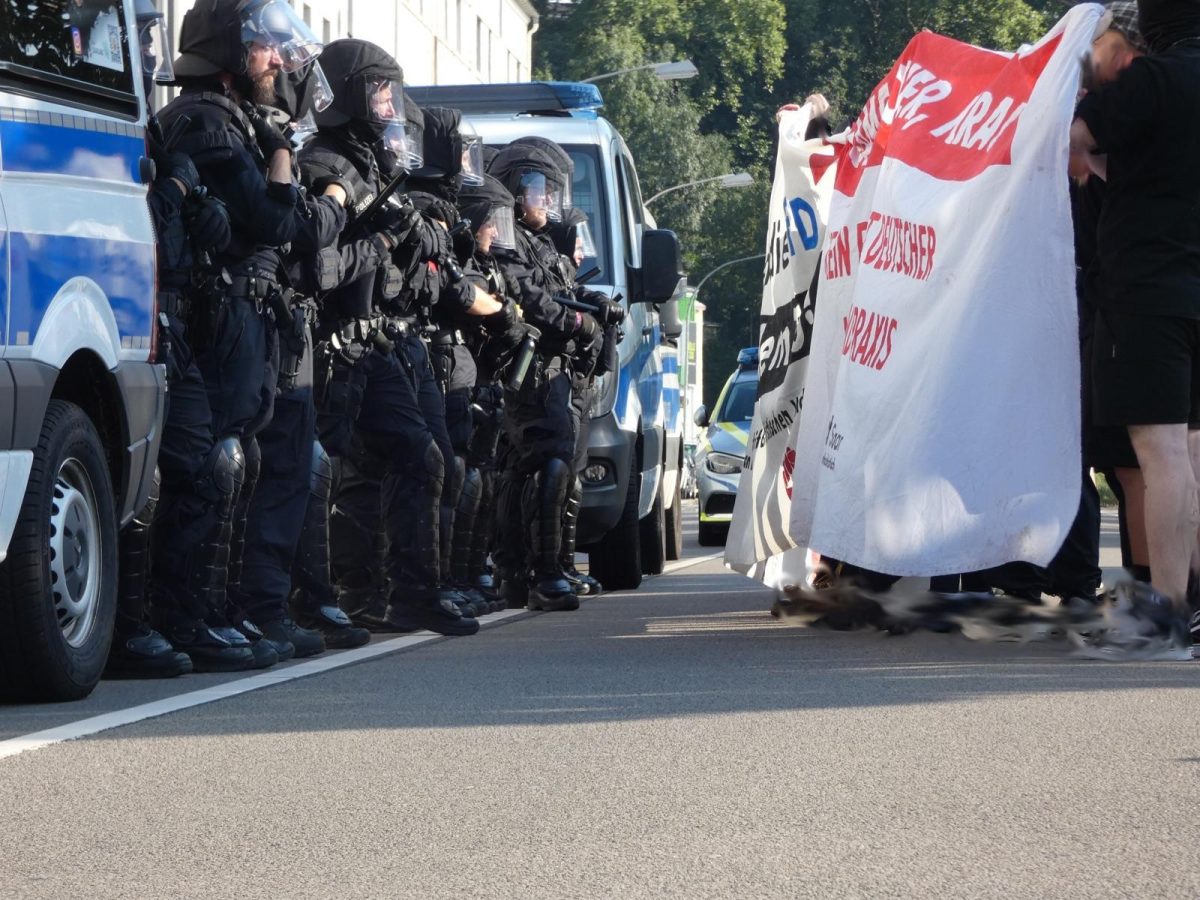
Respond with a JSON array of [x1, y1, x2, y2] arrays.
[[1091, 308, 1200, 428]]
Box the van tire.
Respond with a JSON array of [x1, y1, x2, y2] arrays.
[[697, 521, 729, 547], [588, 466, 642, 591], [640, 485, 665, 576], [664, 473, 683, 561], [0, 401, 118, 702]]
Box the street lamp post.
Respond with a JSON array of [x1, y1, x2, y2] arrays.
[[582, 60, 699, 84], [692, 253, 766, 298], [644, 172, 754, 207]]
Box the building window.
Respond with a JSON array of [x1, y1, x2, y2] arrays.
[[322, 18, 330, 44], [302, 4, 310, 26], [456, 0, 463, 51], [476, 17, 483, 72]]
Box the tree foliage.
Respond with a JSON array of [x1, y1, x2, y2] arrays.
[[533, 0, 1074, 402]]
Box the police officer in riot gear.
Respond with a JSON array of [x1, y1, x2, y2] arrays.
[[147, 0, 346, 669], [452, 174, 529, 608], [226, 61, 372, 653], [487, 142, 610, 612], [108, 7, 233, 676], [404, 105, 516, 616], [298, 38, 495, 636]]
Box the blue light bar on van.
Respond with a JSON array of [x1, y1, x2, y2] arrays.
[[403, 81, 604, 116], [737, 347, 759, 368]]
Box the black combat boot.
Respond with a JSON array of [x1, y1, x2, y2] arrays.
[[560, 479, 602, 597], [289, 443, 370, 649], [107, 471, 193, 678], [525, 460, 579, 612]]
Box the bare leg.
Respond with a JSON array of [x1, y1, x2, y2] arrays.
[[1128, 423, 1197, 613], [1114, 466, 1150, 568]]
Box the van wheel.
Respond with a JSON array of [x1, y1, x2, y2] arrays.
[[588, 466, 642, 591], [664, 474, 683, 561], [697, 521, 729, 548], [0, 401, 118, 702], [640, 485, 665, 576]]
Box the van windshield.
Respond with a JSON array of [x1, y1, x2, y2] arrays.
[[716, 378, 757, 424], [563, 144, 611, 285]]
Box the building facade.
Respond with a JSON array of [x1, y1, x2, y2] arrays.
[[157, 0, 538, 95]]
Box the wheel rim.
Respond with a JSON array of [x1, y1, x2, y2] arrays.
[[49, 458, 102, 649]]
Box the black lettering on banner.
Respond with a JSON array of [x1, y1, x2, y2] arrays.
[[757, 260, 820, 397]]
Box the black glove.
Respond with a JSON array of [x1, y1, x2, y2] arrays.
[[184, 193, 231, 256], [424, 217, 454, 263], [165, 152, 200, 195], [451, 222, 476, 264], [484, 296, 519, 333], [592, 296, 625, 327], [427, 197, 460, 227], [244, 104, 292, 158], [576, 310, 600, 342], [373, 197, 422, 243]]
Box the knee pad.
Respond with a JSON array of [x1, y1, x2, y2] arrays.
[[459, 466, 483, 510], [310, 441, 333, 501], [195, 436, 245, 503], [422, 437, 446, 491], [242, 435, 262, 493], [538, 457, 573, 507]]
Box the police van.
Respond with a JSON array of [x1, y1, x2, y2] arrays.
[[408, 81, 687, 590], [0, 0, 165, 700]]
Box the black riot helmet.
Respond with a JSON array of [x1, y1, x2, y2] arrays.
[[314, 39, 420, 170], [487, 142, 568, 225], [510, 135, 574, 210], [269, 61, 333, 146], [174, 0, 322, 82], [412, 107, 463, 181], [458, 174, 517, 252]]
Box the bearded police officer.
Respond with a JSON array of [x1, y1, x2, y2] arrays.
[[147, 0, 347, 669]]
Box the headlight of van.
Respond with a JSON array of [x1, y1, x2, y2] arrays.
[[706, 452, 743, 475]]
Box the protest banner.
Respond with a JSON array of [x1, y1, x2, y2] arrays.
[[725, 103, 836, 587], [788, 5, 1104, 577]]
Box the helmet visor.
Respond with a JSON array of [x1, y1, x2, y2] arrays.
[[518, 172, 563, 222], [241, 0, 323, 74], [380, 121, 424, 172], [290, 111, 317, 149], [460, 123, 484, 187], [479, 204, 516, 252], [574, 220, 597, 262], [139, 16, 174, 83], [305, 61, 334, 113]]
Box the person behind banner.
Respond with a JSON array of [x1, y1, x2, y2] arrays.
[[1068, 0, 1200, 658]]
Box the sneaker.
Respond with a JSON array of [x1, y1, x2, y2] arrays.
[[259, 618, 326, 658], [105, 624, 193, 679], [383, 591, 480, 636], [1071, 582, 1192, 661]]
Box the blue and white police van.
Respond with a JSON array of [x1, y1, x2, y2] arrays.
[[0, 0, 165, 700], [407, 81, 687, 590]]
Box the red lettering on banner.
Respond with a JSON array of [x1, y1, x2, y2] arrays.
[[841, 304, 899, 371], [825, 226, 852, 280], [834, 31, 1061, 195], [860, 212, 938, 281]]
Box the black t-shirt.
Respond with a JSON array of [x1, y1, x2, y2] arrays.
[[1076, 44, 1200, 318]]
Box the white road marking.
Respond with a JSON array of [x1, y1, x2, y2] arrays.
[[0, 610, 529, 762], [661, 551, 725, 575], [1, 554, 729, 762]]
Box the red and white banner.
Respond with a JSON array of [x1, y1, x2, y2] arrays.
[[788, 5, 1104, 576]]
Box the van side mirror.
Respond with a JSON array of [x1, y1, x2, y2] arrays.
[[658, 297, 683, 341], [639, 229, 685, 305], [693, 404, 709, 428]]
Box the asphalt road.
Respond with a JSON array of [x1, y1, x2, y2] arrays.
[[2, 505, 1199, 899]]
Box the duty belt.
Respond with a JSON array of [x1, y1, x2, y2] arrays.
[[227, 273, 279, 302], [158, 291, 189, 319], [333, 316, 385, 346], [429, 327, 465, 347], [385, 315, 420, 338]]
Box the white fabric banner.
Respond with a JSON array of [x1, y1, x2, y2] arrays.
[[788, 5, 1104, 577], [725, 104, 837, 587]]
